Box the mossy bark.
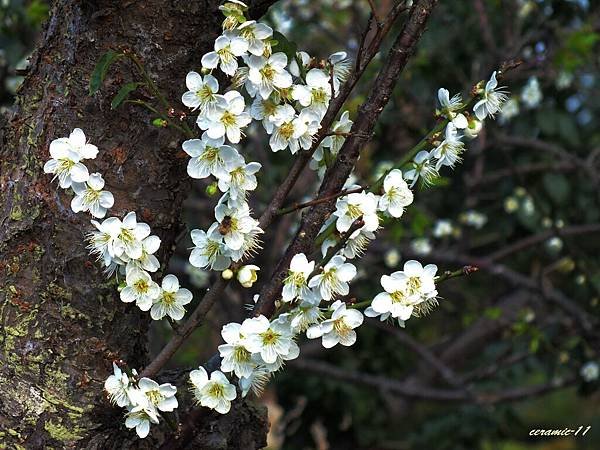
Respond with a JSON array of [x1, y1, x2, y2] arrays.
[[0, 1, 270, 448]]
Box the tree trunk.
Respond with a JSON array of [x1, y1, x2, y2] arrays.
[[0, 1, 271, 448]]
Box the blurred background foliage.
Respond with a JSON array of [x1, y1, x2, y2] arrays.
[[3, 0, 599, 449]]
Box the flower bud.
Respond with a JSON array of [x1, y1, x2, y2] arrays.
[[237, 265, 259, 288], [205, 182, 218, 196], [463, 117, 483, 139], [221, 269, 234, 280]]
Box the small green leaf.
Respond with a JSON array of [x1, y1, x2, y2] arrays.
[[152, 118, 168, 128], [89, 50, 123, 95], [271, 31, 298, 62], [111, 82, 144, 109]]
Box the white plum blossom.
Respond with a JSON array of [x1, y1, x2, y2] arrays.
[[201, 33, 249, 76], [432, 219, 454, 238], [268, 104, 311, 153], [126, 234, 162, 273], [328, 51, 351, 93], [320, 110, 352, 155], [189, 226, 232, 271], [112, 212, 152, 260], [104, 362, 133, 407], [437, 88, 468, 129], [289, 300, 323, 332], [282, 253, 315, 302], [371, 274, 418, 321], [125, 403, 159, 439], [307, 300, 363, 348], [521, 76, 542, 108], [309, 255, 357, 301], [246, 53, 292, 99], [183, 134, 240, 180], [44, 128, 98, 188], [217, 159, 261, 203], [241, 315, 298, 365], [120, 268, 160, 311], [238, 20, 273, 55], [189, 366, 237, 414], [291, 68, 332, 118], [392, 260, 438, 303], [404, 150, 438, 187], [580, 361, 599, 382], [197, 90, 251, 143], [463, 116, 483, 139], [250, 96, 281, 133], [460, 209, 487, 229], [71, 173, 114, 218], [473, 71, 509, 120], [214, 201, 259, 251], [333, 191, 380, 233], [378, 169, 413, 218], [182, 72, 220, 112], [137, 377, 178, 412], [500, 98, 520, 123], [432, 123, 465, 170], [150, 274, 193, 321], [237, 264, 259, 288], [218, 322, 257, 378], [411, 237, 432, 255]]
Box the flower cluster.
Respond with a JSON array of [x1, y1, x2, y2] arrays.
[[183, 1, 354, 281], [47, 0, 513, 438], [104, 363, 178, 438], [44, 129, 196, 434]]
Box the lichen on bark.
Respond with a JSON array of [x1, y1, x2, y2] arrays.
[[0, 1, 273, 448]]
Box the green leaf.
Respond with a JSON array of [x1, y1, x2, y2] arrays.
[[543, 173, 570, 205], [271, 31, 298, 63], [111, 82, 144, 109], [89, 50, 123, 95]]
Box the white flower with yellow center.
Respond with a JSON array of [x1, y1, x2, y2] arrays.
[[201, 32, 249, 76], [432, 123, 465, 171], [282, 253, 315, 302], [125, 234, 161, 273], [197, 90, 251, 144], [437, 88, 468, 129], [214, 201, 258, 251], [218, 322, 257, 378], [111, 212, 152, 260], [104, 362, 133, 407], [71, 173, 114, 218], [150, 274, 193, 321], [333, 191, 380, 233], [308, 255, 357, 301], [307, 300, 363, 348], [378, 169, 413, 218], [238, 20, 273, 55], [371, 273, 416, 321], [182, 134, 240, 180], [268, 104, 309, 153], [393, 260, 438, 303], [124, 403, 159, 439], [247, 52, 292, 99], [181, 72, 220, 113], [137, 377, 178, 412], [44, 128, 97, 188], [240, 315, 296, 364], [217, 158, 261, 203], [120, 268, 160, 311], [473, 71, 509, 120], [320, 110, 352, 156], [250, 95, 281, 133], [292, 68, 332, 118], [189, 225, 232, 271], [404, 150, 439, 187], [189, 366, 237, 414]]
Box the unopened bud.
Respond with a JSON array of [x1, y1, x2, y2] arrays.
[[222, 269, 234, 280]]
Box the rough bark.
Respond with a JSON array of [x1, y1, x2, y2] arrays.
[[0, 1, 271, 448]]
